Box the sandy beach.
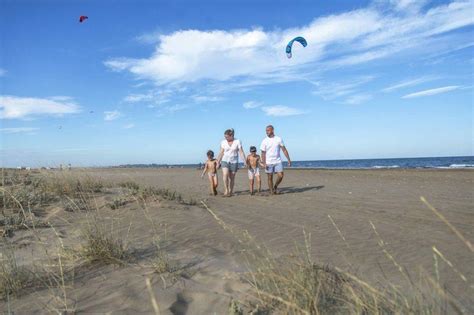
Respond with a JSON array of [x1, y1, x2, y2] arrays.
[[1, 168, 473, 314], [95, 167, 474, 267]]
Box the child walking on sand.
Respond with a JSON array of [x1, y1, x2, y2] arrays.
[[201, 150, 218, 195], [246, 146, 263, 195]]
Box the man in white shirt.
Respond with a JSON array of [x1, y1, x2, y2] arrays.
[[260, 125, 291, 194]]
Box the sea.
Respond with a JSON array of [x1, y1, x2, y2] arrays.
[[118, 156, 474, 170], [285, 156, 474, 169]]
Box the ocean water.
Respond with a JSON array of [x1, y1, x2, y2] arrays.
[[285, 156, 474, 169], [120, 156, 474, 169]]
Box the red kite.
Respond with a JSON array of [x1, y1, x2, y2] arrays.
[[79, 16, 88, 23]]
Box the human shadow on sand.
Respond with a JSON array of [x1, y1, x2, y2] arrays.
[[278, 185, 325, 194], [170, 292, 191, 315], [232, 185, 324, 196]]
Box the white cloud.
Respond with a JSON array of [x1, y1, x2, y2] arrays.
[[382, 76, 438, 92], [344, 94, 373, 105], [0, 127, 39, 134], [136, 30, 163, 44], [105, 1, 473, 88], [124, 93, 154, 103], [48, 96, 74, 102], [0, 95, 80, 119], [165, 104, 188, 113], [261, 105, 305, 117], [386, 0, 429, 13], [123, 88, 185, 106], [243, 101, 305, 116], [104, 110, 122, 121], [123, 123, 135, 129], [192, 95, 224, 103], [155, 104, 189, 117], [402, 85, 461, 98], [243, 101, 263, 109], [312, 76, 375, 100]]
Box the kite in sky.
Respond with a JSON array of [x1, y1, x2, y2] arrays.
[[79, 16, 88, 23], [286, 36, 307, 58]]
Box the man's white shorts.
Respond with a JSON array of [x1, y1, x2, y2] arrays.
[[265, 162, 284, 174]]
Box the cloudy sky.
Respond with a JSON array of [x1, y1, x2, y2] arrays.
[[1, 0, 473, 167]]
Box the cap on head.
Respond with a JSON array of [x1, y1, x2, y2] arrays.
[[250, 146, 257, 152], [207, 150, 214, 158]]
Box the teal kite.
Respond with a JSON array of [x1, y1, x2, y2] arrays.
[[286, 36, 307, 58]]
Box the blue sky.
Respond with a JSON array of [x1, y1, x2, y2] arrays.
[[1, 0, 473, 167]]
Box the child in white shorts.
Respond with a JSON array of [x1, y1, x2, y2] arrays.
[[246, 146, 264, 195]]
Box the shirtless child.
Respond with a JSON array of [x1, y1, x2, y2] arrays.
[[201, 150, 218, 195], [246, 146, 264, 195]]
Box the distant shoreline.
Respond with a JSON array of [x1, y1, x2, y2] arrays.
[[115, 155, 474, 170], [4, 156, 473, 170]]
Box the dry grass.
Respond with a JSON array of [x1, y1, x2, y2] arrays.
[[145, 277, 161, 315], [0, 170, 182, 312], [107, 197, 130, 210], [117, 180, 197, 206], [61, 195, 92, 212], [0, 212, 49, 238], [151, 250, 174, 275], [228, 299, 244, 315], [1, 170, 104, 238], [40, 173, 104, 197], [149, 240, 195, 289], [420, 196, 473, 252], [0, 246, 33, 299], [118, 181, 141, 191], [0, 240, 75, 313], [1, 170, 104, 209], [78, 213, 131, 266], [244, 248, 446, 314]]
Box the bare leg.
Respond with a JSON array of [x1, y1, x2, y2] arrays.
[[256, 175, 261, 193], [273, 172, 284, 194], [213, 176, 218, 195], [207, 175, 214, 195], [229, 172, 236, 196], [249, 178, 254, 195], [267, 173, 274, 194], [222, 168, 230, 196]]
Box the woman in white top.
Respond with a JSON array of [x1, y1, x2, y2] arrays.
[[216, 128, 247, 197]]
